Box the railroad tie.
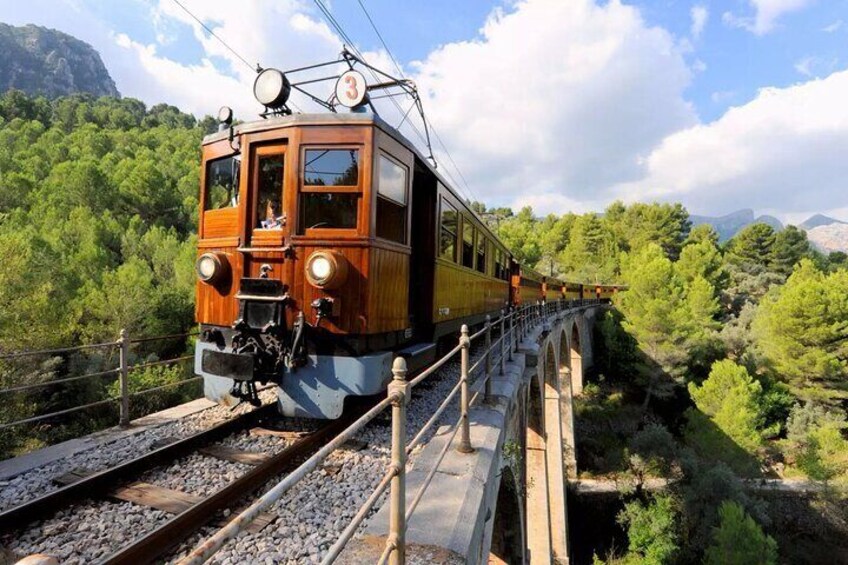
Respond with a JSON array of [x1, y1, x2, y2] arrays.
[[52, 469, 275, 533]]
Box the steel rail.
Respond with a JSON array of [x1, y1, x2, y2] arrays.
[[101, 412, 355, 565], [177, 393, 399, 564], [0, 403, 277, 531]]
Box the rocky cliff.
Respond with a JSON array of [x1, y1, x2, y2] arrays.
[[0, 23, 119, 98]]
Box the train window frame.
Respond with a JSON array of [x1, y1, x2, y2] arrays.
[[439, 197, 458, 262], [251, 145, 286, 232], [203, 154, 241, 211], [298, 145, 362, 235], [375, 151, 409, 245], [476, 233, 487, 274], [462, 218, 475, 269]]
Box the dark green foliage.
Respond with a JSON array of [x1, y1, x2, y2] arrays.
[[726, 223, 777, 269], [593, 309, 639, 379], [703, 501, 778, 565], [769, 225, 811, 276], [753, 260, 848, 405], [616, 493, 680, 564], [0, 90, 209, 456]]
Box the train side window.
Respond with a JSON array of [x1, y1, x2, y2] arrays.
[[476, 235, 487, 274], [462, 221, 475, 269], [495, 250, 502, 279], [255, 153, 285, 229], [439, 199, 458, 261], [376, 154, 408, 244], [300, 148, 360, 232], [205, 155, 240, 210]]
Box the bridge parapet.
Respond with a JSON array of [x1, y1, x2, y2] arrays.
[[340, 303, 605, 565]]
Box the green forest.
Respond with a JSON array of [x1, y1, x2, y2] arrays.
[[0, 90, 846, 563], [0, 90, 215, 455]]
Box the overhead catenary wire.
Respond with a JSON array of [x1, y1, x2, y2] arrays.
[[352, 0, 481, 205], [169, 0, 304, 114]]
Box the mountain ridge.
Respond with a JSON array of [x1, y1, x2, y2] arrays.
[[0, 23, 119, 99]]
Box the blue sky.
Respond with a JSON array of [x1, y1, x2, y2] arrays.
[[2, 0, 848, 222]]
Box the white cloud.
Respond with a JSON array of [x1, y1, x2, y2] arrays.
[[723, 0, 814, 35], [822, 19, 844, 33], [795, 56, 815, 77], [711, 90, 736, 104], [691, 5, 709, 39], [409, 0, 695, 206], [614, 68, 848, 216]]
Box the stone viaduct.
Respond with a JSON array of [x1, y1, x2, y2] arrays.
[[344, 304, 604, 564]]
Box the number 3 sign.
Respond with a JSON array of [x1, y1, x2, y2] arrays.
[[335, 70, 367, 108]]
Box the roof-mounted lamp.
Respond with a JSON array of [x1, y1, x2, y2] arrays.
[[254, 68, 291, 113]]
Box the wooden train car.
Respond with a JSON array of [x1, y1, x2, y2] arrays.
[[511, 265, 545, 305], [543, 277, 564, 303]]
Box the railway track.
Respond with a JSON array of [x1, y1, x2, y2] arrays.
[[0, 401, 362, 564]]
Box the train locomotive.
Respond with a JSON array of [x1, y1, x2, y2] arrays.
[[193, 52, 619, 418]]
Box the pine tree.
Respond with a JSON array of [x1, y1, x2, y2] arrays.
[[703, 501, 778, 565]]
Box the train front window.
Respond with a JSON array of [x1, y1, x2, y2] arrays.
[[376, 154, 408, 244], [303, 149, 359, 186], [205, 155, 240, 210], [299, 147, 361, 233], [255, 153, 285, 229], [300, 193, 359, 230]]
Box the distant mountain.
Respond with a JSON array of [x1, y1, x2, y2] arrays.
[[0, 23, 119, 99], [690, 209, 784, 242], [806, 224, 848, 254], [799, 214, 847, 231]]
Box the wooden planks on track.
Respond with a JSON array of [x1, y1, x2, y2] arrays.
[[53, 464, 275, 533], [198, 445, 270, 465]]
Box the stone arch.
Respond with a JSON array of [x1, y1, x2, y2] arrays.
[[570, 320, 584, 396], [525, 366, 550, 561], [489, 465, 525, 565], [543, 340, 569, 561], [559, 329, 577, 473]]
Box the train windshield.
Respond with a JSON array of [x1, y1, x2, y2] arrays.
[[299, 148, 361, 232], [205, 155, 240, 210]]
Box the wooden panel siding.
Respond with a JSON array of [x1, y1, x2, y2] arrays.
[[433, 260, 509, 322], [195, 247, 241, 327], [367, 246, 410, 333]]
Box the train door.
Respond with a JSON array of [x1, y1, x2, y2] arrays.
[[242, 142, 291, 286], [409, 162, 436, 340]]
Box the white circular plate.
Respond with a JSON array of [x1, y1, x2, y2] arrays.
[[335, 70, 367, 108]]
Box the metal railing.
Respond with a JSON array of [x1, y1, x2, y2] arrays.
[[0, 329, 199, 432], [177, 297, 601, 565]]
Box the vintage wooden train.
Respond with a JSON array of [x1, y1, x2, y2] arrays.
[[193, 65, 619, 418]]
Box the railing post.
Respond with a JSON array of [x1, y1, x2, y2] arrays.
[[457, 325, 474, 454], [484, 315, 492, 402], [510, 310, 517, 357], [388, 357, 409, 565], [118, 329, 130, 427], [499, 310, 506, 375]]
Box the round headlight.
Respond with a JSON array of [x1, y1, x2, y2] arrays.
[[196, 252, 228, 284], [309, 256, 332, 282], [305, 250, 349, 290], [254, 68, 291, 109]]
